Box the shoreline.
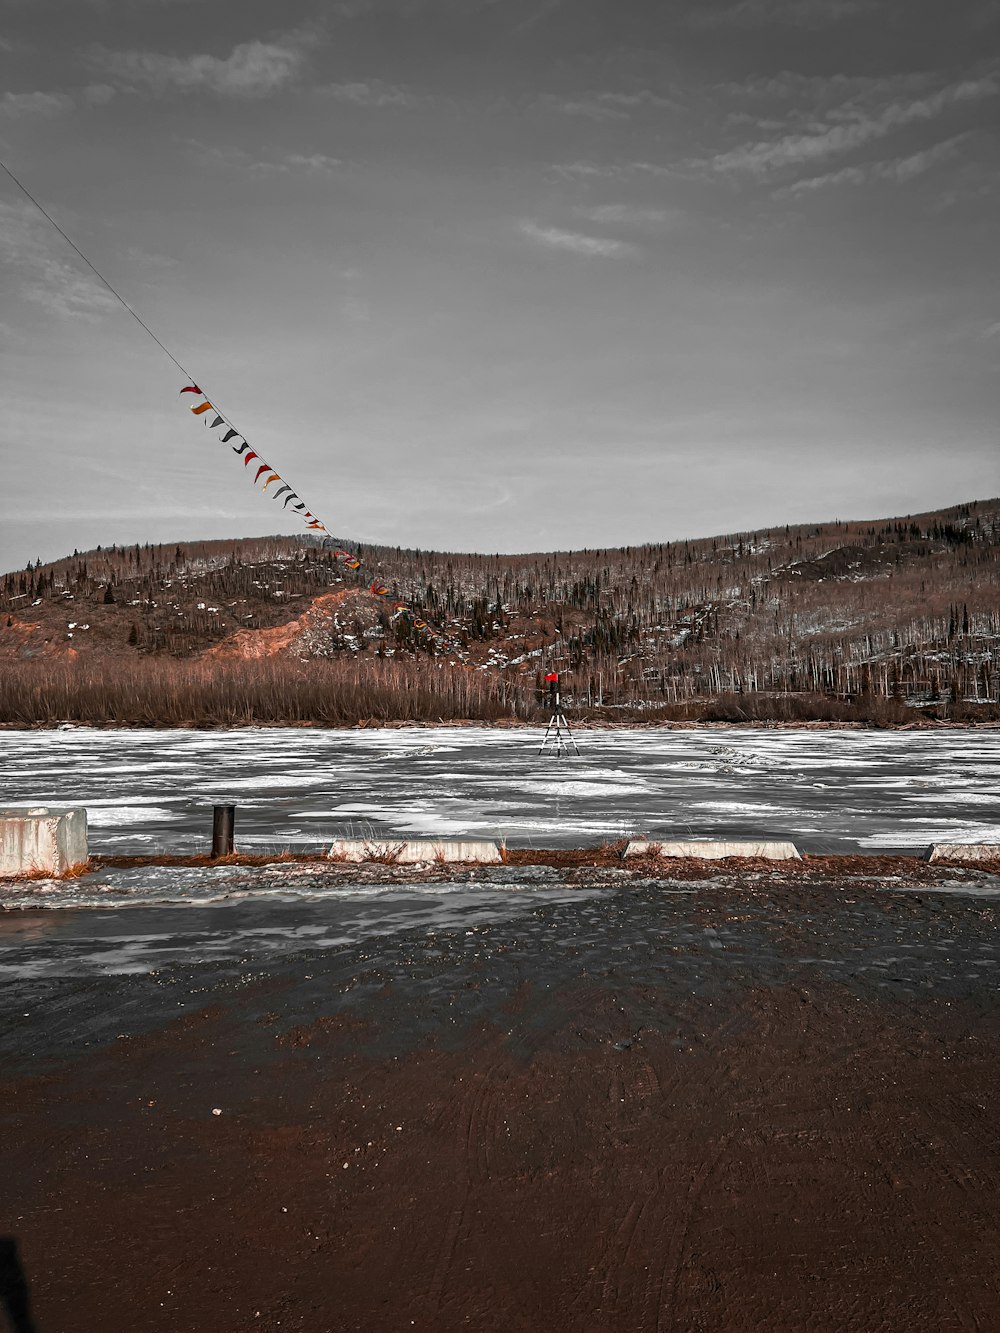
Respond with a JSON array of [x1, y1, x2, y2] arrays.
[[4, 849, 1000, 895], [3, 716, 999, 732]]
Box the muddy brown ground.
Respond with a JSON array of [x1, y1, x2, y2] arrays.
[[4, 867, 1000, 1332]]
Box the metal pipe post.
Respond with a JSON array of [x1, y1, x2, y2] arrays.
[[212, 804, 235, 858]]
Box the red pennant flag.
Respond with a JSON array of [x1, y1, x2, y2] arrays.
[[254, 463, 272, 483], [180, 384, 202, 395], [242, 451, 259, 466]]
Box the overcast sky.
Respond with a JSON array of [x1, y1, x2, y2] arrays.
[[1, 0, 998, 572]]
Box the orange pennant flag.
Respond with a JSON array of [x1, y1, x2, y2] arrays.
[[190, 401, 215, 416]]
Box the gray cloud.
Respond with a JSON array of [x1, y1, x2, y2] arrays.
[[931, 157, 1000, 211], [550, 158, 685, 182], [0, 202, 118, 320], [537, 88, 678, 121], [185, 139, 272, 172], [691, 0, 868, 27], [186, 140, 343, 174], [576, 203, 680, 230], [778, 132, 972, 194], [89, 37, 305, 97], [513, 0, 565, 34], [598, 89, 679, 112], [0, 90, 73, 117], [550, 159, 621, 180], [83, 83, 116, 105], [709, 75, 999, 176], [723, 70, 937, 105], [122, 244, 179, 272], [319, 79, 420, 108], [537, 94, 629, 122], [518, 220, 639, 257], [281, 152, 343, 172]]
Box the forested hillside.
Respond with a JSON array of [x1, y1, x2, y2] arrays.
[[2, 498, 997, 725]]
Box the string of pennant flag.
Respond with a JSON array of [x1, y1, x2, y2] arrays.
[[180, 383, 471, 662], [180, 384, 328, 532]]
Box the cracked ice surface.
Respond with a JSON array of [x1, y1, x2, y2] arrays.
[[0, 725, 997, 858]]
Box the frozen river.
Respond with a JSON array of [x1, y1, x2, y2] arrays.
[[1, 725, 998, 857]]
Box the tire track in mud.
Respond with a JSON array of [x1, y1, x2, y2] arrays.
[[564, 982, 799, 1329], [567, 1137, 729, 1332], [722, 983, 999, 1332], [650, 981, 886, 1332], [654, 1143, 729, 1333], [880, 1089, 1000, 1331], [560, 999, 727, 1333], [423, 1042, 509, 1313]]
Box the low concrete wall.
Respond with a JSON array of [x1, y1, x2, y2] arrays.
[[328, 838, 502, 864], [625, 839, 801, 861], [0, 807, 88, 878], [927, 843, 1000, 864]]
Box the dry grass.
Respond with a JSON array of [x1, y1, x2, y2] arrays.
[[75, 849, 999, 880], [0, 858, 93, 884], [0, 657, 537, 727], [3, 656, 992, 728], [94, 851, 320, 869], [504, 839, 631, 868]]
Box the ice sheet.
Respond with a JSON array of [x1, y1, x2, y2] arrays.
[[0, 726, 997, 867]]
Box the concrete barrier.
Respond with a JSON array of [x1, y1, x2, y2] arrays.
[[328, 838, 503, 864], [927, 844, 1000, 864], [624, 839, 801, 861], [0, 807, 88, 878]]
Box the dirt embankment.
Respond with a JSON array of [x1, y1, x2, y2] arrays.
[[200, 589, 374, 661]]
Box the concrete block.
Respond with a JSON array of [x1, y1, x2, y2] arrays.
[[0, 807, 88, 878], [328, 838, 502, 864], [625, 838, 801, 861], [927, 844, 1000, 864]]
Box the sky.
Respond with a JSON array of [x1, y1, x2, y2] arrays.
[[1, 0, 998, 573]]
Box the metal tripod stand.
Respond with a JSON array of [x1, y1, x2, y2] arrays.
[[538, 673, 581, 758]]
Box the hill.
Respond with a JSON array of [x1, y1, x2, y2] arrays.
[[1, 498, 998, 726]]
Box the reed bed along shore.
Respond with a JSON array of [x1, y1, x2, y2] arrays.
[[1, 657, 997, 728]]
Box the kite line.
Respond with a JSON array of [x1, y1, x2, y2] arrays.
[[1, 159, 473, 661], [1, 159, 192, 381], [0, 158, 329, 534]]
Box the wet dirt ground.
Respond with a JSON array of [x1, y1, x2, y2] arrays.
[[4, 862, 1000, 1332]]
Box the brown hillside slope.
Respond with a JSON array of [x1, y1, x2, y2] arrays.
[[1, 498, 997, 722]]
